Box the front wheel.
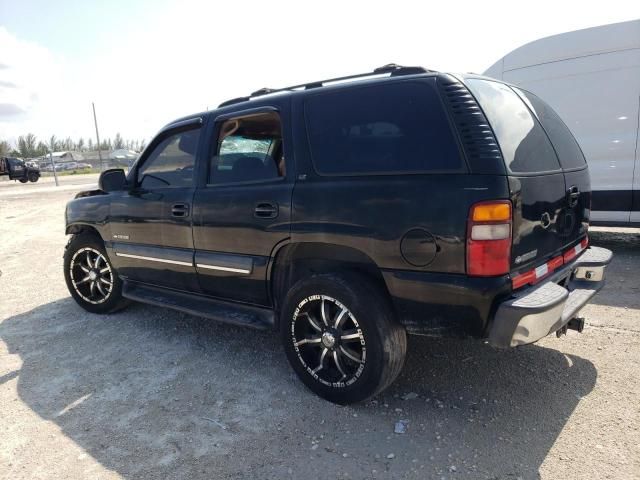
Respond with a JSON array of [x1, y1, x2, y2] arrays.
[[28, 172, 39, 182], [64, 234, 128, 314], [19, 178, 27, 183], [280, 273, 407, 404]]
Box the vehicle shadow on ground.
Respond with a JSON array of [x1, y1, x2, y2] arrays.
[[587, 229, 640, 309], [1, 298, 597, 479]]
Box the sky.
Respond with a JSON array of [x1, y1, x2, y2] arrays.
[[0, 0, 639, 147]]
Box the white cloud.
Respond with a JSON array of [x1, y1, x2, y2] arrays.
[[0, 27, 66, 134], [1, 1, 638, 147]]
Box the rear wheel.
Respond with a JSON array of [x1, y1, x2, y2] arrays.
[[64, 234, 128, 314], [280, 273, 406, 404], [18, 178, 27, 183]]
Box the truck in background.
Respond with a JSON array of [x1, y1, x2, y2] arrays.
[[484, 20, 640, 226], [0, 157, 41, 183]]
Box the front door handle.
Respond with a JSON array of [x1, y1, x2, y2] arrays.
[[171, 203, 190, 217], [254, 202, 278, 219]]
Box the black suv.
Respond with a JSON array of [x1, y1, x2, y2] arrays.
[[64, 64, 612, 404]]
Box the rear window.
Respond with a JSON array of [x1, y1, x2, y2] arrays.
[[304, 81, 463, 175], [465, 79, 561, 174], [514, 88, 587, 170]]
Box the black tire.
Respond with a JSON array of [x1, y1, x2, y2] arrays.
[[28, 172, 39, 182], [63, 233, 129, 314], [18, 178, 27, 183], [280, 273, 407, 404]]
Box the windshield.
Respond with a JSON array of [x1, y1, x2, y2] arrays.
[[8, 158, 24, 167], [513, 88, 587, 170]]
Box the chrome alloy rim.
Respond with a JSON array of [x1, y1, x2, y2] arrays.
[[70, 247, 113, 304], [291, 295, 366, 388]]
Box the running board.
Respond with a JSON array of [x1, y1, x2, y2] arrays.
[[122, 281, 274, 330]]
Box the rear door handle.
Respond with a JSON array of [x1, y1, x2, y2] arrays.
[[566, 186, 580, 208], [171, 203, 190, 217], [254, 202, 278, 219]]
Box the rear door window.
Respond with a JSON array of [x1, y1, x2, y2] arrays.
[[304, 81, 464, 175], [514, 88, 587, 170], [210, 112, 284, 184], [465, 79, 561, 174]]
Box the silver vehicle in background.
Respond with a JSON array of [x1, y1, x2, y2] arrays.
[[484, 20, 640, 226]]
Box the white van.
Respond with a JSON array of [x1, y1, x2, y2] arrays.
[[484, 20, 640, 226]]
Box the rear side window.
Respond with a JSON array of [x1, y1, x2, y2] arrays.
[[514, 88, 587, 170], [465, 79, 561, 174], [305, 81, 463, 175]]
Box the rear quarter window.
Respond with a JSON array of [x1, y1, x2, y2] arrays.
[[465, 79, 561, 174], [514, 88, 587, 170], [304, 80, 464, 175]]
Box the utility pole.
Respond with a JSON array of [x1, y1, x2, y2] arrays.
[[49, 150, 59, 186], [92, 102, 103, 171]]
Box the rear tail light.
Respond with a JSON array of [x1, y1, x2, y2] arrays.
[[467, 201, 512, 276]]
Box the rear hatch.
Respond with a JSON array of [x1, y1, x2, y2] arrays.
[[463, 78, 590, 276]]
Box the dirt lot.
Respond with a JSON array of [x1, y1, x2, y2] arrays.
[[1, 183, 639, 480]]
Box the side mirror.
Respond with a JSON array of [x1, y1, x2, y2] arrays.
[[98, 168, 127, 192]]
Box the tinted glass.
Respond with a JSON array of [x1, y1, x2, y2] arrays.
[[466, 79, 561, 174], [305, 81, 463, 175], [8, 158, 23, 168], [137, 128, 200, 188], [515, 88, 587, 170], [210, 112, 284, 184]]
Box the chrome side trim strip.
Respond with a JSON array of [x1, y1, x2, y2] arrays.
[[196, 263, 251, 274], [115, 252, 192, 267]]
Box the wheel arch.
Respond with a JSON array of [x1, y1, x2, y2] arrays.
[[66, 223, 104, 241], [269, 242, 395, 325]]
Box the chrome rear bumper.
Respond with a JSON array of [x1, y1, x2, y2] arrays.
[[488, 246, 613, 348]]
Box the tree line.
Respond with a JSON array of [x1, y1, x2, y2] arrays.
[[0, 133, 147, 158]]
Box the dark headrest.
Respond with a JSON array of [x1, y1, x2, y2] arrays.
[[178, 131, 199, 155], [233, 156, 265, 172], [232, 155, 279, 181]]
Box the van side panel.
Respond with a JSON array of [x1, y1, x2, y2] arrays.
[[484, 20, 640, 224]]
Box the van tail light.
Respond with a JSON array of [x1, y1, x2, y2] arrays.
[[466, 201, 512, 276]]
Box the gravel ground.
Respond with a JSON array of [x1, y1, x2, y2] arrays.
[[0, 184, 639, 480]]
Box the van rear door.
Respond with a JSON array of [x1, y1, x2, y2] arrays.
[[464, 78, 589, 275]]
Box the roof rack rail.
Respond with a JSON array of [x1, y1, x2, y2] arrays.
[[218, 64, 432, 108]]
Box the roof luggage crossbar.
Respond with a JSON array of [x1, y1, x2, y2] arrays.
[[218, 64, 431, 107]]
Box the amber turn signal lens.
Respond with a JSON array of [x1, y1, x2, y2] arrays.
[[471, 202, 511, 222]]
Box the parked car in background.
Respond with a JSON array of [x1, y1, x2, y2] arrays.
[[61, 162, 79, 171], [110, 149, 139, 168], [63, 65, 612, 404], [0, 156, 40, 183], [484, 19, 640, 226]]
